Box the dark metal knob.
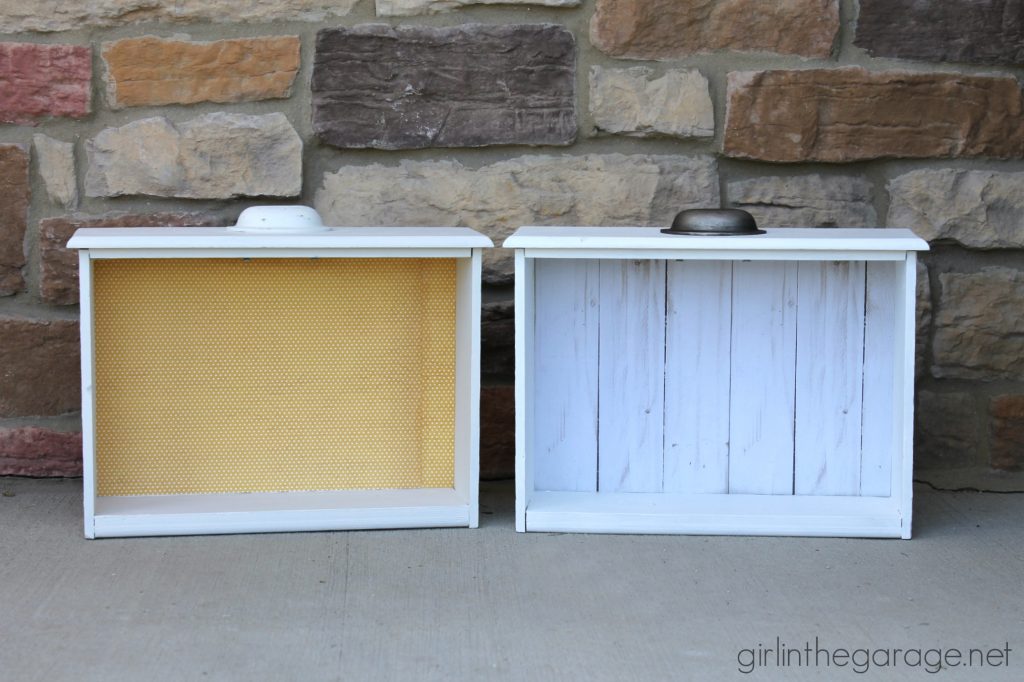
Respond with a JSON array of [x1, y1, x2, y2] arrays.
[[662, 209, 764, 236]]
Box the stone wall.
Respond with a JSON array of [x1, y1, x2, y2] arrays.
[[2, 0, 1023, 481]]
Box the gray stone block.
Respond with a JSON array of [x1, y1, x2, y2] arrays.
[[312, 24, 577, 149], [856, 0, 1024, 66]]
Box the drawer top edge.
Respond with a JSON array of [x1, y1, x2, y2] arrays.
[[503, 227, 928, 252], [68, 226, 493, 251]]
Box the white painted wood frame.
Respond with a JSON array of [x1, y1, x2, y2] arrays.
[[506, 227, 928, 539], [78, 251, 97, 539], [71, 226, 492, 538]]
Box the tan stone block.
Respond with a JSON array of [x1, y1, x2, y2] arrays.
[[377, 0, 577, 15], [85, 113, 302, 199], [32, 135, 77, 208], [727, 175, 876, 227], [888, 169, 1024, 248], [589, 66, 713, 139], [315, 154, 719, 283], [932, 267, 1024, 380], [0, 0, 359, 33]]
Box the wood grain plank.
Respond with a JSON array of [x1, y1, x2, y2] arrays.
[[598, 259, 666, 493], [532, 259, 600, 492], [794, 261, 866, 496], [664, 261, 732, 493], [729, 261, 798, 495], [861, 261, 899, 497]]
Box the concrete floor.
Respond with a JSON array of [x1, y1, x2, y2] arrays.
[[0, 479, 1022, 681]]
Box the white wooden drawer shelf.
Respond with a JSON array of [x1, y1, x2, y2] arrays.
[[70, 225, 491, 538], [505, 227, 928, 538]]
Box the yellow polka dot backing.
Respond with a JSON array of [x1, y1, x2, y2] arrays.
[[92, 258, 456, 496]]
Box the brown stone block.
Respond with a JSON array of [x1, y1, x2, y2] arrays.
[[39, 212, 225, 305], [724, 68, 1024, 162], [312, 24, 576, 149], [0, 317, 80, 417], [0, 144, 29, 296], [103, 36, 300, 108], [0, 427, 82, 477], [482, 301, 514, 379], [916, 260, 931, 377], [915, 390, 983, 469], [480, 385, 514, 480], [990, 396, 1024, 471], [590, 0, 838, 59], [0, 43, 90, 124]]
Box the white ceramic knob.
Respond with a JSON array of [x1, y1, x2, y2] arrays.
[[230, 206, 330, 233]]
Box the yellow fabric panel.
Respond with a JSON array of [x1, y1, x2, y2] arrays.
[[93, 258, 456, 496]]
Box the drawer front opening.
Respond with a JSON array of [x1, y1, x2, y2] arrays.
[[531, 258, 900, 499], [92, 257, 456, 497]]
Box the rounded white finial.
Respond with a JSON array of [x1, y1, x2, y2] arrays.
[[230, 206, 329, 233]]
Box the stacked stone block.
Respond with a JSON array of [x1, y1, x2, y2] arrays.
[[1, 0, 1023, 479]]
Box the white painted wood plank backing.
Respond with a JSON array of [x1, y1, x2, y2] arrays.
[[663, 262, 732, 494], [532, 259, 600, 492], [861, 261, 899, 497], [598, 260, 666, 493], [794, 261, 866, 496], [729, 262, 798, 495]]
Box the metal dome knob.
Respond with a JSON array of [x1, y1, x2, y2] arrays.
[[661, 208, 764, 236]]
